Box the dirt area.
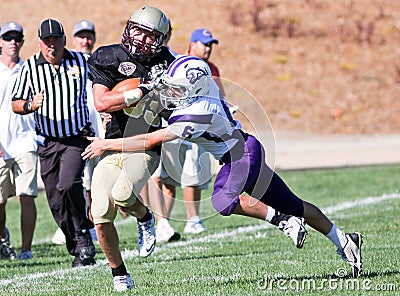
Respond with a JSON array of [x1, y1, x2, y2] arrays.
[[2, 0, 400, 135]]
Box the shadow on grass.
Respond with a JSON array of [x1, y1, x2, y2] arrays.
[[0, 242, 105, 270]]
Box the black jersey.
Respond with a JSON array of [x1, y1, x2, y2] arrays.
[[88, 44, 175, 139]]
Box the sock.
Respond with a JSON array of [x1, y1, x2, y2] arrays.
[[265, 206, 276, 223], [137, 208, 152, 223], [326, 224, 348, 250], [111, 263, 128, 277], [188, 215, 200, 223], [157, 218, 169, 227]]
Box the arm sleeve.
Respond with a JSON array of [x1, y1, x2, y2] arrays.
[[87, 49, 115, 90]]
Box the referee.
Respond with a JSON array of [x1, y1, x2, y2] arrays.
[[11, 19, 96, 267]]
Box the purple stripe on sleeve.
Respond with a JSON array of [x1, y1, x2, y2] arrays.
[[168, 114, 213, 125]]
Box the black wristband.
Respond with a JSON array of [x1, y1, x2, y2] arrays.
[[23, 101, 32, 113], [138, 86, 150, 97]]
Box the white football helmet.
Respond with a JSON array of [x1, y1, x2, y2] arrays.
[[122, 6, 170, 58], [160, 56, 211, 110]]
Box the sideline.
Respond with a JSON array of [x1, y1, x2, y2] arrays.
[[273, 132, 400, 170]]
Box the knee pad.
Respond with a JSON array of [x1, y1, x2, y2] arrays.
[[91, 195, 118, 224], [111, 186, 137, 207]]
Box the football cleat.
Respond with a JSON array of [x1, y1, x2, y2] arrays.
[[114, 274, 135, 292], [156, 218, 180, 243], [76, 229, 96, 265], [183, 216, 206, 235], [338, 232, 363, 277], [270, 212, 307, 248], [281, 216, 307, 249], [71, 256, 86, 268], [0, 238, 16, 260], [137, 211, 156, 257]]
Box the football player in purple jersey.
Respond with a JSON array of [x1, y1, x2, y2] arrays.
[[83, 56, 363, 280]]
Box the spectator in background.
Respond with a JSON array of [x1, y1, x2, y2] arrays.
[[0, 21, 38, 260], [51, 19, 101, 245], [72, 19, 96, 55], [11, 19, 96, 268], [186, 28, 225, 96]]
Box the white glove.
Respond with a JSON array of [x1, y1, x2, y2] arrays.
[[123, 89, 142, 107], [140, 68, 165, 91]]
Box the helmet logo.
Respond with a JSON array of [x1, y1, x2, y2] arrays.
[[118, 62, 137, 76], [186, 67, 208, 85]]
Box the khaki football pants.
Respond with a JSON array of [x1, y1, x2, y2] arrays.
[[91, 150, 159, 224]]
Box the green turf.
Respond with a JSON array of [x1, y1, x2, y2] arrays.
[[1, 165, 399, 295]]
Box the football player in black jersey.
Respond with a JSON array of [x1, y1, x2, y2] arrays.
[[87, 6, 175, 292]]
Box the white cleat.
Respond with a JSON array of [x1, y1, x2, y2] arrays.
[[137, 211, 156, 257], [114, 274, 135, 292], [279, 216, 307, 249], [338, 232, 363, 277]]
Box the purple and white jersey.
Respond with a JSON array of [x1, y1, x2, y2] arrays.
[[167, 80, 241, 160], [165, 77, 305, 219]]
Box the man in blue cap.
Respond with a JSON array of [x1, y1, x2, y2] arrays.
[[186, 28, 225, 95]]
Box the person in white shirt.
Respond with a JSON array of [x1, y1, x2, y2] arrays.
[[0, 21, 38, 260]]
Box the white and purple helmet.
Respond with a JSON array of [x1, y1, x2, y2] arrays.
[[160, 56, 211, 110]]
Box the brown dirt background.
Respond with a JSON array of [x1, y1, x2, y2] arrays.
[[2, 0, 400, 135]]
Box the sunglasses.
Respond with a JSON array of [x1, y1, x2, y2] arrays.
[[2, 35, 23, 42]]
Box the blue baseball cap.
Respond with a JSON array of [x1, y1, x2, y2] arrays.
[[190, 28, 218, 44]]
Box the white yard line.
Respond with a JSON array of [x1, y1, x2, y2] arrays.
[[1, 192, 399, 288], [323, 192, 400, 214]]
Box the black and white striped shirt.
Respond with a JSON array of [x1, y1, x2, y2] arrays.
[[11, 50, 90, 138]]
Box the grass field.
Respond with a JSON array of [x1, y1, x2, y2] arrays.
[[1, 165, 399, 295]]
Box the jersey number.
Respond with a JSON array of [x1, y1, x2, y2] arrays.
[[123, 98, 160, 127], [182, 125, 194, 138]]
